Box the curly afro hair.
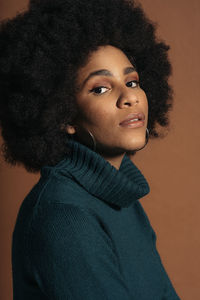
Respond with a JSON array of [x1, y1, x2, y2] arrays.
[[0, 0, 172, 173]]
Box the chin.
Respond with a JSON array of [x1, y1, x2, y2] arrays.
[[125, 138, 147, 152]]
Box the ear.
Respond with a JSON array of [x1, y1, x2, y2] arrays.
[[66, 124, 76, 135]]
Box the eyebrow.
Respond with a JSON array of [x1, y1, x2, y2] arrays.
[[81, 66, 137, 89]]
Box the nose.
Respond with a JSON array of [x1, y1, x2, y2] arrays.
[[117, 90, 139, 108]]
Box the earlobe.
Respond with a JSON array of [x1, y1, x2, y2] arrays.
[[66, 124, 76, 135]]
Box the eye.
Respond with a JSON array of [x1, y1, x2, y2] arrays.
[[89, 86, 109, 95], [126, 80, 139, 88]]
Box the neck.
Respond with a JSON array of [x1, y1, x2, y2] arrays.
[[72, 135, 126, 169], [58, 139, 150, 208], [101, 152, 126, 170]]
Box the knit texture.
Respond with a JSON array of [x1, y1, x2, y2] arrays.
[[12, 140, 180, 299]]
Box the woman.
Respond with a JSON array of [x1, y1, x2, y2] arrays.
[[0, 0, 180, 299]]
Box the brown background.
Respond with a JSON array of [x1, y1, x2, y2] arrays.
[[0, 0, 200, 299]]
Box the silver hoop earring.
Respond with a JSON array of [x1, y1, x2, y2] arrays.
[[134, 128, 149, 152], [145, 128, 149, 145], [73, 126, 97, 152], [87, 130, 97, 152]]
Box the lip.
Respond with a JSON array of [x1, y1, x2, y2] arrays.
[[119, 112, 145, 128]]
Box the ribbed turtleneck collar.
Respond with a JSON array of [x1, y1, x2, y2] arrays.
[[48, 140, 150, 208]]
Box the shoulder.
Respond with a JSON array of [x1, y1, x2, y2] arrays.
[[14, 166, 100, 240], [28, 200, 115, 264], [31, 165, 95, 207], [15, 163, 117, 255], [24, 168, 107, 236]]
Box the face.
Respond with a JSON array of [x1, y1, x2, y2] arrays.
[[67, 45, 148, 160]]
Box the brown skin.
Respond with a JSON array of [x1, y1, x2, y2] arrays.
[[66, 45, 148, 169]]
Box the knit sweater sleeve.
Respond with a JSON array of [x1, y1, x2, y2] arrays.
[[28, 203, 132, 300], [150, 225, 180, 300], [135, 201, 180, 300], [153, 245, 180, 300]]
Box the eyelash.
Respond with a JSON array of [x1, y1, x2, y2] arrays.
[[89, 80, 139, 95], [126, 80, 140, 88]]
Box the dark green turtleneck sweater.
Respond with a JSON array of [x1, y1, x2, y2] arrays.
[[12, 140, 180, 299]]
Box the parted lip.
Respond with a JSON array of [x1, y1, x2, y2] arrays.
[[119, 112, 145, 125]]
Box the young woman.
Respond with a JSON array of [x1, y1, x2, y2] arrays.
[[0, 0, 180, 299]]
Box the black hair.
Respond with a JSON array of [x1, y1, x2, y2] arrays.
[[0, 0, 172, 172]]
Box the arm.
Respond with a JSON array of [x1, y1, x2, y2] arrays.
[[152, 245, 181, 300], [136, 201, 181, 300], [28, 203, 132, 300], [149, 220, 181, 299]]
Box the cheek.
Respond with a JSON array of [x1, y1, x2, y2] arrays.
[[144, 97, 148, 112], [141, 90, 148, 107], [138, 88, 147, 100], [89, 108, 113, 128], [138, 90, 148, 115], [77, 100, 111, 127]]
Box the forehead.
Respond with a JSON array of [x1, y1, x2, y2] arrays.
[[78, 45, 133, 77]]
